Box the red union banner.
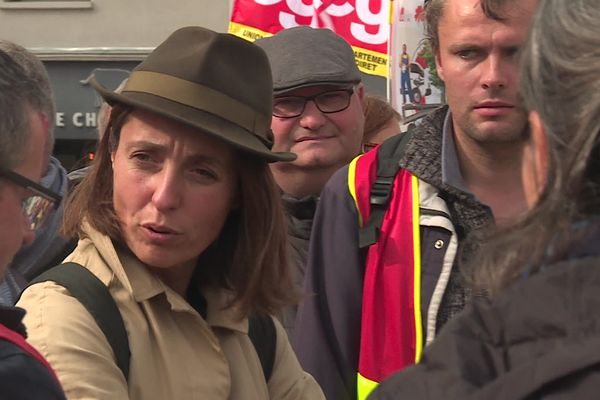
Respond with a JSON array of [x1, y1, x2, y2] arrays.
[[229, 0, 390, 78]]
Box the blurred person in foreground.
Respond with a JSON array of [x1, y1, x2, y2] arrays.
[[0, 40, 69, 306], [17, 26, 324, 399], [0, 43, 65, 399], [370, 0, 600, 397]]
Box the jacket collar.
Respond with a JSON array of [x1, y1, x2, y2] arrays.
[[401, 106, 494, 236], [83, 222, 249, 334], [281, 193, 318, 220]]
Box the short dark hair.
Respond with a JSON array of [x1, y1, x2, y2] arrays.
[[425, 0, 512, 52]]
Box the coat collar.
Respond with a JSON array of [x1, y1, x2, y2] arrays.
[[401, 106, 493, 236], [81, 222, 249, 334]]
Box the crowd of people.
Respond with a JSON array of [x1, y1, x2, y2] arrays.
[[0, 0, 598, 398]]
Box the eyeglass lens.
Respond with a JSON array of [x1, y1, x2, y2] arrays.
[[273, 89, 353, 118], [23, 195, 54, 231]]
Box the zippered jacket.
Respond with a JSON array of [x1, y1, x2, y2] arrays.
[[294, 106, 493, 400]]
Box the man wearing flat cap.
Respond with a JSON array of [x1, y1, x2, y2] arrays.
[[255, 27, 365, 340]]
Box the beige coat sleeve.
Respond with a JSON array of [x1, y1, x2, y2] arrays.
[[17, 281, 129, 400], [268, 317, 325, 399]]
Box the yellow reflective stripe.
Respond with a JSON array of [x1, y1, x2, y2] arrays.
[[348, 155, 363, 227], [357, 373, 379, 400], [411, 175, 424, 362]]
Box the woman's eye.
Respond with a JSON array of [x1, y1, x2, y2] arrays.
[[192, 168, 217, 181], [129, 152, 162, 172], [131, 152, 154, 163]]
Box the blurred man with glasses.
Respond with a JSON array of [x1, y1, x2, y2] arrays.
[[0, 43, 66, 398], [0, 40, 69, 306], [256, 27, 365, 340]]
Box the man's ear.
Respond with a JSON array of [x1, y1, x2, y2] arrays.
[[434, 49, 445, 82], [355, 82, 365, 103], [528, 111, 549, 191]]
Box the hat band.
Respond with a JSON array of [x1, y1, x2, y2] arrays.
[[123, 71, 270, 135]]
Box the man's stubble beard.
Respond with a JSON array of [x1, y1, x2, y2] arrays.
[[457, 107, 529, 146]]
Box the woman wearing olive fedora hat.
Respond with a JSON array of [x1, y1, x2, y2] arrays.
[[17, 26, 324, 399]]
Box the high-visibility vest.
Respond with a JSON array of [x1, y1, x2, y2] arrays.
[[347, 148, 423, 400]]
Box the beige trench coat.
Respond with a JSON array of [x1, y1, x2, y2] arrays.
[[17, 225, 324, 400]]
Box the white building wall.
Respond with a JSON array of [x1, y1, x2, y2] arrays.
[[0, 0, 233, 49]]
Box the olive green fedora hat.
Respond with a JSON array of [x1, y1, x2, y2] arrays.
[[90, 26, 295, 162]]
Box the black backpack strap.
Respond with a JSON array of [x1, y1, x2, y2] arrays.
[[248, 314, 276, 382], [358, 131, 414, 249], [28, 262, 130, 381]]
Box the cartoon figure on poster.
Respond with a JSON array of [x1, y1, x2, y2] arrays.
[[391, 0, 444, 126], [400, 43, 413, 103]]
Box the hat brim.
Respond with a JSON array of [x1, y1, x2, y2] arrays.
[[91, 77, 296, 163], [273, 80, 359, 95]]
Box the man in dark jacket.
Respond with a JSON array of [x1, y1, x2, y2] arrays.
[[294, 0, 538, 398], [0, 41, 66, 399], [255, 27, 366, 339]]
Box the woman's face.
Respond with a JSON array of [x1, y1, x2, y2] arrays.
[[111, 110, 238, 270]]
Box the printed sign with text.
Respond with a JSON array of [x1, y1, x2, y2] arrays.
[[229, 0, 391, 78]]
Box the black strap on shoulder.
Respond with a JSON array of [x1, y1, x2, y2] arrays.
[[248, 314, 276, 382], [26, 263, 277, 384], [358, 130, 414, 249], [28, 262, 130, 381]]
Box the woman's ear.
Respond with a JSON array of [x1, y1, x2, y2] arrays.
[[529, 111, 549, 191]]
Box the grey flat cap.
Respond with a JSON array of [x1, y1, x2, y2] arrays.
[[255, 26, 361, 95]]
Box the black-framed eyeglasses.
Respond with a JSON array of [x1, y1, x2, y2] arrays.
[[0, 167, 62, 231], [273, 88, 355, 118]]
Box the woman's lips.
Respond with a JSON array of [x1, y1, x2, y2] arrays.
[[141, 224, 179, 243]]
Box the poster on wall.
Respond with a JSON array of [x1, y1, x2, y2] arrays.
[[229, 0, 391, 79], [389, 0, 444, 126]]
